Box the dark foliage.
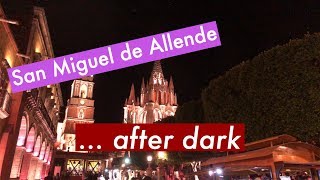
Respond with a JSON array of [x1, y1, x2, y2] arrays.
[[202, 33, 320, 144]]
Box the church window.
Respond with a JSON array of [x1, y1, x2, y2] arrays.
[[154, 109, 162, 121], [153, 77, 157, 84], [88, 85, 93, 98], [79, 84, 87, 98], [130, 111, 136, 123], [142, 111, 147, 123], [78, 109, 85, 119], [74, 83, 79, 97]]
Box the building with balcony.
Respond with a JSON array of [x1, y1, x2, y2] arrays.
[[0, 1, 64, 179]]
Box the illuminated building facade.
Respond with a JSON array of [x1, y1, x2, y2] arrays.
[[0, 1, 63, 179], [123, 61, 178, 124]]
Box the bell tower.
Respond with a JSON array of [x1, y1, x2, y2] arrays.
[[61, 76, 95, 152]]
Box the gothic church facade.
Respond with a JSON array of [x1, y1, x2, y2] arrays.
[[123, 61, 178, 124]]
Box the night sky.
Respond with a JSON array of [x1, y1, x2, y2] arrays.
[[36, 0, 320, 123]]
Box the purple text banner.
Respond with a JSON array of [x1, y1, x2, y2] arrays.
[[8, 21, 221, 93]]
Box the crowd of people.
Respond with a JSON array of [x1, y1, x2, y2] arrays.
[[44, 170, 104, 180], [279, 172, 313, 180], [44, 171, 156, 180]]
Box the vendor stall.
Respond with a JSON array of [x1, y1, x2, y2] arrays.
[[201, 135, 320, 180]]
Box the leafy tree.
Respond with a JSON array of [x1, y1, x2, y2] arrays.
[[202, 33, 320, 144], [154, 102, 218, 169], [175, 100, 204, 123], [156, 100, 204, 124]]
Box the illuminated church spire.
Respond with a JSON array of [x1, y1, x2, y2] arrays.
[[141, 77, 145, 93], [152, 60, 163, 75], [124, 60, 178, 124], [128, 83, 135, 105], [169, 76, 174, 91]]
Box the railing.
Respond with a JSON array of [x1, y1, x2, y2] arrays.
[[0, 89, 11, 119], [37, 97, 56, 134], [27, 89, 56, 136]]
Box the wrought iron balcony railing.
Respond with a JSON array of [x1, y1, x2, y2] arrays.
[[27, 89, 56, 137], [37, 97, 56, 134], [0, 89, 11, 119]]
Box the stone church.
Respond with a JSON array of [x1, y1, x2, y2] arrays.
[[123, 60, 178, 124]]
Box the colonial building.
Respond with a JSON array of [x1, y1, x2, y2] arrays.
[[0, 1, 64, 179], [123, 61, 178, 124], [54, 77, 123, 177]]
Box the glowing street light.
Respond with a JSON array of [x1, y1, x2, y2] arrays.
[[157, 151, 167, 160], [216, 168, 223, 175], [209, 170, 214, 176], [146, 155, 153, 177], [209, 168, 223, 179], [124, 157, 130, 164]]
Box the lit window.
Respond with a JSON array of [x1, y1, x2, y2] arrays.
[[80, 84, 87, 98]]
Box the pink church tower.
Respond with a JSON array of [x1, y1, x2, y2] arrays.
[[123, 61, 178, 124]]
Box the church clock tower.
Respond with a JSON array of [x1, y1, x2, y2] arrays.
[[58, 76, 95, 152], [55, 76, 123, 176]]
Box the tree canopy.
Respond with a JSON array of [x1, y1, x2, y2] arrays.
[[175, 100, 204, 123], [202, 33, 320, 144]]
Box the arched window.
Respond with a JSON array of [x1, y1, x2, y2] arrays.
[[130, 111, 136, 123], [88, 85, 93, 98], [25, 127, 36, 152], [153, 109, 162, 122], [17, 116, 27, 146], [142, 111, 147, 123], [74, 83, 80, 97], [39, 141, 46, 160], [79, 84, 87, 98], [33, 136, 41, 156]]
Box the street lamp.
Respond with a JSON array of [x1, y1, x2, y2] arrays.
[[157, 151, 167, 160], [124, 157, 130, 164], [146, 155, 152, 177], [157, 152, 167, 180], [209, 170, 214, 176], [216, 168, 223, 175], [209, 168, 223, 180]]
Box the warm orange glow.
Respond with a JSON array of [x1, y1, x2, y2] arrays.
[[87, 160, 101, 172], [5, 53, 13, 68], [35, 42, 41, 53], [157, 151, 167, 160], [67, 159, 84, 173], [7, 83, 12, 94]]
